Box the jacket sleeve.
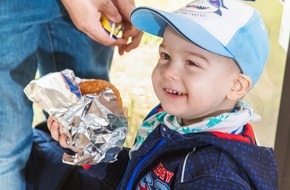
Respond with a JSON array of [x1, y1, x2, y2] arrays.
[[86, 147, 130, 189], [175, 177, 250, 190]]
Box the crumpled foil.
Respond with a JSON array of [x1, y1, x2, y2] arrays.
[[24, 69, 127, 165]]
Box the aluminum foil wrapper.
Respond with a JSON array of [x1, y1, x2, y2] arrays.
[[24, 69, 127, 165]]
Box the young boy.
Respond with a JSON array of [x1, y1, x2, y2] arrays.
[[48, 0, 278, 189]]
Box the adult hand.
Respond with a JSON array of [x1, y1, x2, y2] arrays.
[[47, 116, 70, 149], [61, 0, 122, 46], [61, 0, 142, 54], [112, 0, 143, 55]]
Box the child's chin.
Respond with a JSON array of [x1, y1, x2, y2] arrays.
[[162, 105, 180, 116]]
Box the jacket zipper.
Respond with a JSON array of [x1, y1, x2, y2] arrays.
[[181, 147, 196, 183], [126, 138, 166, 190]]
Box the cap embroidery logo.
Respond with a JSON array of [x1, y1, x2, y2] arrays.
[[179, 0, 228, 16]]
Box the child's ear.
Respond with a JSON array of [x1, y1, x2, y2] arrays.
[[227, 74, 252, 100]]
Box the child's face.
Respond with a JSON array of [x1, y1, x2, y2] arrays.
[[152, 26, 241, 125]]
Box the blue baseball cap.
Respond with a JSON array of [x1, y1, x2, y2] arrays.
[[130, 0, 269, 85]]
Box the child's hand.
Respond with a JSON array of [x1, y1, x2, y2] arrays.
[[47, 116, 70, 149]]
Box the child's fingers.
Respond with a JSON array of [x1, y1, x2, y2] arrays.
[[50, 122, 70, 149], [48, 118, 62, 142], [47, 116, 54, 130], [50, 122, 61, 141], [59, 135, 70, 149], [47, 116, 70, 148]]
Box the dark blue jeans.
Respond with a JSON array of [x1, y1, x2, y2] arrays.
[[0, 0, 114, 189]]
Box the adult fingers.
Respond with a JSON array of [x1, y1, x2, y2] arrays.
[[82, 20, 118, 46], [123, 28, 143, 52], [116, 25, 143, 55], [61, 0, 120, 46], [97, 0, 122, 23]]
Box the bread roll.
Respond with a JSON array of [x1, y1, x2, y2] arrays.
[[78, 79, 122, 107]]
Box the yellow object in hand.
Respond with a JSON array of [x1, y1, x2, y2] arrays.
[[101, 16, 123, 39]]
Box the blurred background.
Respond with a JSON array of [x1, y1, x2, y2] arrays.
[[33, 0, 289, 149]]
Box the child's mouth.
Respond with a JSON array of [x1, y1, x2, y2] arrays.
[[164, 88, 186, 96]]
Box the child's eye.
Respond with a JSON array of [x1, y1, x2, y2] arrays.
[[160, 52, 170, 60], [186, 60, 199, 67]]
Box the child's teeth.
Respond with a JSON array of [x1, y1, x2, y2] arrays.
[[166, 88, 183, 95]]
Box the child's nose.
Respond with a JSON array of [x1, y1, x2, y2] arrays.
[[162, 63, 180, 80]]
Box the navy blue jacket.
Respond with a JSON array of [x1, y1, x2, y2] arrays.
[[27, 106, 278, 190], [89, 122, 278, 190]]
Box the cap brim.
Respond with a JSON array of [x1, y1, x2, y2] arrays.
[[131, 7, 233, 58]]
